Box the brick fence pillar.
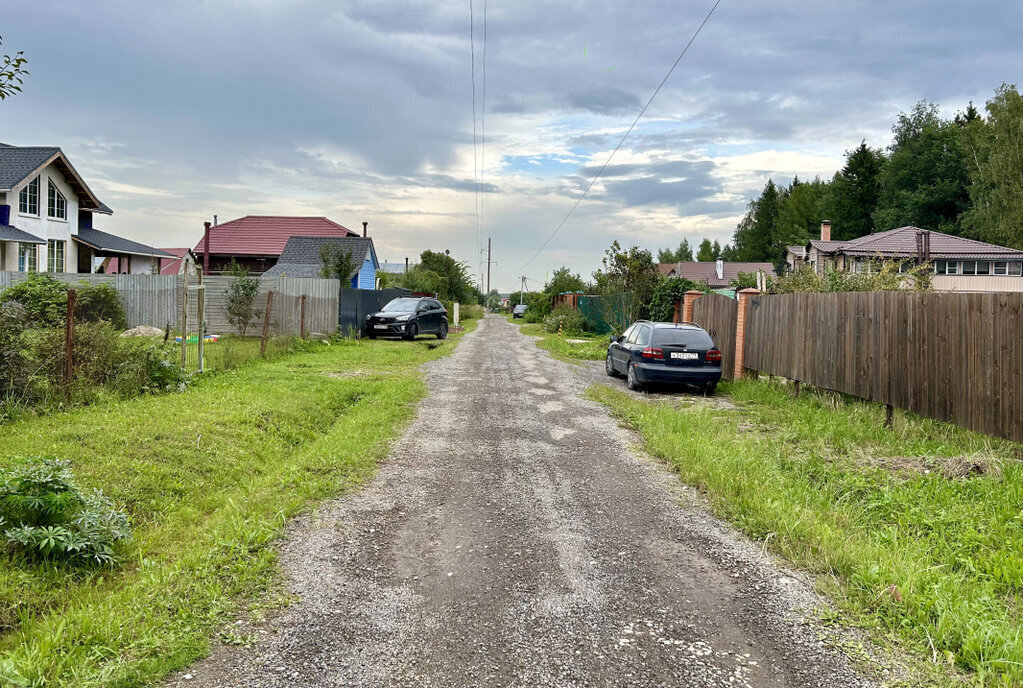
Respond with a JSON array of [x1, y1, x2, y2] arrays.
[[734, 288, 760, 380], [681, 290, 704, 322]]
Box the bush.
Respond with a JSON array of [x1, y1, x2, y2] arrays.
[[0, 457, 132, 565], [0, 302, 30, 400], [75, 282, 126, 329], [648, 277, 697, 322], [0, 273, 67, 327], [225, 263, 261, 336], [113, 339, 190, 395], [541, 304, 593, 335], [33, 322, 122, 390]]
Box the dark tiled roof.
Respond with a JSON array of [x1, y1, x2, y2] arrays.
[[839, 226, 1023, 259], [655, 261, 777, 287], [262, 236, 377, 279], [0, 223, 45, 243], [786, 245, 806, 259], [808, 239, 845, 253], [192, 216, 357, 257], [0, 143, 108, 212], [73, 227, 175, 258]]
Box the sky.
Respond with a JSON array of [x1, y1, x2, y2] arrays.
[[2, 1, 1020, 291]]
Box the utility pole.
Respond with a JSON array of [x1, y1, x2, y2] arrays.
[[520, 276, 527, 304], [486, 238, 492, 297]]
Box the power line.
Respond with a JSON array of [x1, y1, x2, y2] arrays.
[[519, 0, 723, 273], [481, 0, 487, 263], [469, 0, 481, 282]]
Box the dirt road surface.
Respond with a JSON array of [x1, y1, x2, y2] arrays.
[[173, 315, 885, 687]]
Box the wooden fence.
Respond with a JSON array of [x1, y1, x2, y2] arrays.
[[0, 271, 342, 336], [692, 293, 738, 381], [743, 291, 1023, 443]]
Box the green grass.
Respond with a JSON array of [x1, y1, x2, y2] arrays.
[[0, 323, 474, 687], [509, 319, 608, 363], [586, 378, 1023, 686]]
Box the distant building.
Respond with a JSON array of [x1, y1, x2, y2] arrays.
[[262, 236, 379, 289], [0, 143, 172, 273], [656, 260, 777, 289], [786, 221, 1023, 292]]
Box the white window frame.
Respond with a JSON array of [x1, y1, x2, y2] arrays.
[[47, 180, 67, 220], [993, 261, 1008, 276], [19, 176, 40, 216], [18, 243, 37, 272], [47, 239, 65, 272], [945, 261, 959, 275], [1010, 262, 1023, 277], [961, 261, 977, 276]]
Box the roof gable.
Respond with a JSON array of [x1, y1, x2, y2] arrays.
[[0, 143, 108, 213], [838, 226, 1023, 259], [262, 236, 378, 280], [192, 216, 357, 257]]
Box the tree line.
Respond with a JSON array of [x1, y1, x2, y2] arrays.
[[694, 83, 1023, 267]]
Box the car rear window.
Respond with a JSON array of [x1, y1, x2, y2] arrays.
[[652, 327, 714, 348], [381, 298, 419, 312]]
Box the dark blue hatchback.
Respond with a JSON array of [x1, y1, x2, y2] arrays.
[[605, 320, 722, 393]]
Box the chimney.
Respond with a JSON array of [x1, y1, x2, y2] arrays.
[[362, 221, 368, 237], [213, 214, 218, 226], [820, 220, 832, 242], [203, 221, 211, 275], [405, 256, 409, 273], [715, 258, 724, 281]]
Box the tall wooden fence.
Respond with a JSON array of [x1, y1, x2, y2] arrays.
[[743, 292, 1023, 443], [0, 271, 342, 336], [692, 293, 738, 381]]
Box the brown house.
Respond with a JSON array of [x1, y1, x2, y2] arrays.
[[656, 260, 777, 289]]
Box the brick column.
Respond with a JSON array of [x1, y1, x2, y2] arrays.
[[681, 290, 703, 323], [734, 288, 760, 380]]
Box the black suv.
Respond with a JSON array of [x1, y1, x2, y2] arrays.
[[365, 297, 448, 340], [605, 320, 722, 393]]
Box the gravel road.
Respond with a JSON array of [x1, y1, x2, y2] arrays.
[[172, 314, 886, 688]]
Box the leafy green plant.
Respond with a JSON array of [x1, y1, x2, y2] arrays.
[[648, 277, 697, 322], [0, 273, 67, 327], [0, 458, 131, 565], [225, 263, 261, 336], [771, 261, 932, 293], [319, 244, 357, 286], [113, 339, 190, 395], [0, 301, 30, 400], [74, 282, 126, 330], [541, 304, 593, 335]]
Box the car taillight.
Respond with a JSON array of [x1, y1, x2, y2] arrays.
[[641, 347, 663, 360], [706, 349, 722, 362]]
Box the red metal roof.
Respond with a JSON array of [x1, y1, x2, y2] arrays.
[[158, 248, 191, 275], [192, 216, 357, 257]]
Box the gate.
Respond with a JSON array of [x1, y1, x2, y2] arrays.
[[338, 288, 410, 334], [180, 284, 206, 373]]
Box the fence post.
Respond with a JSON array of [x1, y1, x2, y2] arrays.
[[196, 286, 205, 373], [682, 290, 704, 323], [65, 289, 76, 388], [260, 290, 274, 356], [300, 293, 307, 338], [180, 277, 188, 370], [734, 288, 760, 381]]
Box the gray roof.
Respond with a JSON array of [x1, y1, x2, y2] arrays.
[[0, 143, 109, 213], [73, 227, 175, 258], [838, 226, 1023, 260], [0, 222, 45, 243], [263, 236, 377, 279]]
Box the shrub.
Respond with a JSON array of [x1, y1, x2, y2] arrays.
[[648, 277, 697, 322], [0, 273, 67, 327], [225, 263, 261, 336], [32, 322, 122, 390], [0, 457, 132, 565], [113, 339, 190, 395], [0, 301, 30, 399], [541, 304, 593, 335], [74, 282, 126, 329]]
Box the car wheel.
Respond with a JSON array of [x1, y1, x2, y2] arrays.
[[437, 321, 448, 340], [368, 332, 377, 340], [404, 323, 418, 341], [626, 363, 642, 391], [605, 352, 618, 377]]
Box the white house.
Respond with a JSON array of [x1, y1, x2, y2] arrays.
[[0, 143, 173, 274]]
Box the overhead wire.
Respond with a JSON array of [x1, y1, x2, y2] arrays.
[[518, 0, 723, 273], [469, 0, 482, 285]]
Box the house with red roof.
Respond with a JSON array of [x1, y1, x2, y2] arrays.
[[786, 221, 1023, 292], [192, 216, 359, 275]]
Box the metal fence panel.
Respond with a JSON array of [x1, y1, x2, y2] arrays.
[[339, 288, 408, 334]]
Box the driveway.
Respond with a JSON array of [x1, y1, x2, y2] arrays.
[[172, 314, 884, 687]]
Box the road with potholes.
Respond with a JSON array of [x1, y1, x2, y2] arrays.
[[172, 314, 887, 687]]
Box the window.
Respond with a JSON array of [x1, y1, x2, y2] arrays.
[[635, 325, 652, 347], [994, 262, 1008, 276], [626, 326, 643, 345], [18, 243, 37, 272], [19, 176, 39, 215], [976, 261, 990, 275], [620, 326, 635, 342], [47, 181, 66, 220], [1010, 262, 1023, 277], [961, 261, 976, 276], [945, 261, 959, 275], [47, 240, 65, 272]]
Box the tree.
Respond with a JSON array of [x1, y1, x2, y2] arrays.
[[225, 262, 260, 337], [648, 277, 697, 322], [731, 179, 783, 262], [545, 266, 586, 295], [415, 250, 476, 302], [818, 143, 884, 240], [320, 244, 357, 286], [0, 37, 28, 101], [657, 239, 694, 263], [961, 84, 1023, 249], [873, 101, 971, 234], [779, 176, 830, 243], [591, 241, 661, 333], [695, 238, 716, 262]]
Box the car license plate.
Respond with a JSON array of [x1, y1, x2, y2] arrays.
[[374, 324, 388, 329], [671, 352, 699, 360]]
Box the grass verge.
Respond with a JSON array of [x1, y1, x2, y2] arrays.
[[0, 324, 473, 687], [508, 319, 608, 363], [585, 378, 1023, 687]]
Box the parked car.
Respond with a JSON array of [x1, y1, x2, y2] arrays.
[[365, 297, 448, 340], [605, 320, 722, 393], [512, 304, 527, 318]]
